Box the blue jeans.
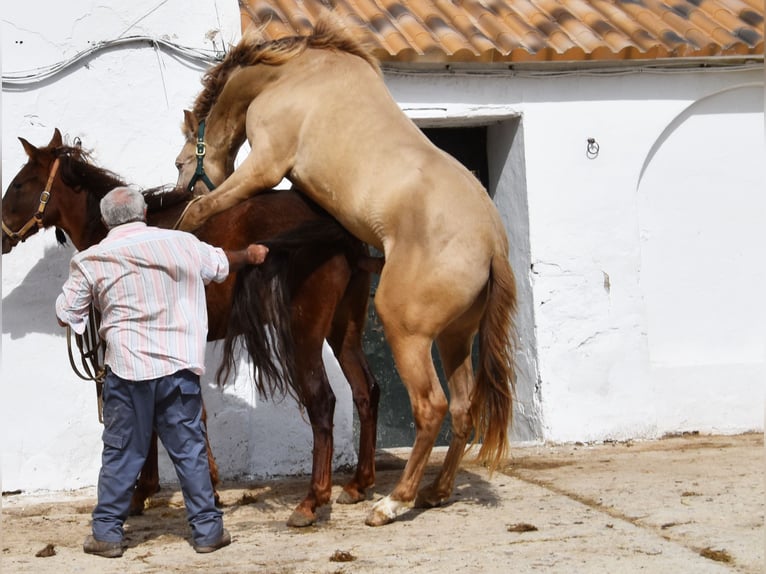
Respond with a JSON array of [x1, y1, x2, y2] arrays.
[[92, 369, 223, 546]]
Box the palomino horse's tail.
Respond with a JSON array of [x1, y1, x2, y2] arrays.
[[217, 219, 355, 401], [471, 253, 517, 472]]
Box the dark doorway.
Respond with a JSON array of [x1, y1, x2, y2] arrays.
[[359, 126, 489, 448]]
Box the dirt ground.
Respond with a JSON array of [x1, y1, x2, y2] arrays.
[[1, 432, 762, 574]]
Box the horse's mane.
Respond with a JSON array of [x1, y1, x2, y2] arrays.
[[54, 144, 127, 237], [55, 145, 126, 196], [52, 143, 189, 234], [143, 184, 193, 211], [193, 14, 379, 122]]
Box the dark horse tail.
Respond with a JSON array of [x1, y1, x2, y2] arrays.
[[471, 253, 517, 472], [216, 219, 355, 402]]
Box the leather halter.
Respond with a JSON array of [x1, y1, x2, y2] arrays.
[[2, 157, 60, 243], [185, 120, 217, 194]]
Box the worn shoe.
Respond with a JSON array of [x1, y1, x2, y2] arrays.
[[83, 535, 124, 558], [193, 528, 231, 554]]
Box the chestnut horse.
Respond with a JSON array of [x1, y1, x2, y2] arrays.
[[1, 129, 380, 527], [174, 15, 517, 526]]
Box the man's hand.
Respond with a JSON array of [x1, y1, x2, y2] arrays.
[[226, 244, 269, 272], [246, 244, 269, 265]]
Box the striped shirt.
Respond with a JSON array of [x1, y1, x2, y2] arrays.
[[55, 222, 229, 381]]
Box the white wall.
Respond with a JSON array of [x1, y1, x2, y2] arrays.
[[1, 1, 356, 494], [387, 67, 765, 442], [3, 3, 764, 494]]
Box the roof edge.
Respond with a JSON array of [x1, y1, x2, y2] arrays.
[[381, 55, 764, 74]]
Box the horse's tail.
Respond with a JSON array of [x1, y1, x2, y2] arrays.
[[216, 219, 355, 403], [471, 253, 517, 472], [216, 254, 294, 399]]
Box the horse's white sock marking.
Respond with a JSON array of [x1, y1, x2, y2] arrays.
[[372, 495, 412, 520]]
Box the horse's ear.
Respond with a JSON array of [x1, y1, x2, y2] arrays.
[[18, 137, 38, 159], [183, 109, 198, 136], [50, 128, 63, 148]]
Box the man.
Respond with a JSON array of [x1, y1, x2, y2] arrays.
[[56, 186, 269, 558]]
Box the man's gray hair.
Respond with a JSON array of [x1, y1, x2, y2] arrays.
[[100, 187, 147, 228]]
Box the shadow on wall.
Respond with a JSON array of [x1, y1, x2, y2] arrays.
[[2, 237, 357, 482], [2, 241, 74, 339]]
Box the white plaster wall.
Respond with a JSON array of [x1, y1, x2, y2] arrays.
[[3, 3, 764, 494], [1, 2, 356, 494], [388, 67, 765, 442]]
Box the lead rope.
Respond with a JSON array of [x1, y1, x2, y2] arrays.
[[172, 195, 204, 230], [66, 304, 106, 423]]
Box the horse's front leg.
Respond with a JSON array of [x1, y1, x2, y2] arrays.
[[177, 156, 285, 231]]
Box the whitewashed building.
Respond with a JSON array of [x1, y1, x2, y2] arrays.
[[2, 0, 763, 494]]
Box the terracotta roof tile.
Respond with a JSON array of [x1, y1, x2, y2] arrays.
[[239, 0, 764, 63]]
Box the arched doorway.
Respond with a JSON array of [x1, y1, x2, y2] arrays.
[[637, 84, 765, 368]]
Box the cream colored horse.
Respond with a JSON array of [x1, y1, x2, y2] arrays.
[[176, 16, 517, 526]]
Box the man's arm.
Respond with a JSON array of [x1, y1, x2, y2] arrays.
[[226, 244, 269, 273], [56, 259, 93, 333]]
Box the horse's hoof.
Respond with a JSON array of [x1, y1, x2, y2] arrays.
[[365, 496, 409, 526], [414, 487, 448, 509], [128, 505, 145, 517], [365, 507, 394, 527], [287, 508, 316, 528], [337, 488, 365, 505], [176, 202, 203, 231], [178, 215, 198, 232]]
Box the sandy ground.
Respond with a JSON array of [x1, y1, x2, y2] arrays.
[[1, 432, 762, 573]]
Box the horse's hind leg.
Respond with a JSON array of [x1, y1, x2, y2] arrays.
[[366, 331, 448, 526], [130, 404, 220, 515], [415, 320, 479, 508], [286, 340, 336, 527], [331, 338, 379, 504], [201, 402, 221, 506], [327, 270, 379, 504], [365, 257, 486, 526], [286, 269, 345, 527]]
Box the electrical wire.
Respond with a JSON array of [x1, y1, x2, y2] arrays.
[[3, 30, 760, 90], [2, 35, 226, 89]]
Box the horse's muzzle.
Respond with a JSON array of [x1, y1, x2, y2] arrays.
[[2, 232, 17, 254]]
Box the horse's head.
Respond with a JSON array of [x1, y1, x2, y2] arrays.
[[3, 129, 127, 254], [174, 110, 226, 197], [2, 129, 65, 254]]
